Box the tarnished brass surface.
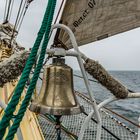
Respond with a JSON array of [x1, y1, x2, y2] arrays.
[[30, 58, 83, 115]]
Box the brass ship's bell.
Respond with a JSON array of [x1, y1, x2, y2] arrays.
[[29, 58, 83, 115]]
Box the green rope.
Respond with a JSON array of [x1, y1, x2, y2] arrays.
[[0, 0, 55, 139], [5, 0, 56, 139]]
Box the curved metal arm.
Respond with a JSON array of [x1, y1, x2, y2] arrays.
[[51, 23, 101, 140], [128, 93, 140, 98], [98, 96, 116, 109], [78, 96, 116, 140]]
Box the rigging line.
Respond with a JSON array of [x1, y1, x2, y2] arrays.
[[49, 0, 66, 41], [9, 0, 24, 46], [16, 0, 27, 31], [74, 74, 98, 83], [4, 0, 12, 23], [3, 0, 8, 22], [54, 0, 65, 24], [8, 0, 15, 21], [74, 74, 135, 93], [17, 0, 32, 32], [103, 106, 140, 129], [14, 0, 26, 30]]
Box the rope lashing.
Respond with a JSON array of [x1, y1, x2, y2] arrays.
[[84, 58, 129, 99], [0, 51, 29, 87], [5, 1, 56, 139], [0, 0, 56, 139]]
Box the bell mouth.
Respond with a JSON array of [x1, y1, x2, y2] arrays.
[[29, 102, 84, 115]]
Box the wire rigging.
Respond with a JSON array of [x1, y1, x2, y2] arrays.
[[9, 0, 25, 46], [9, 0, 33, 46], [17, 0, 33, 32], [15, 0, 27, 31], [54, 0, 65, 24], [74, 74, 98, 83], [3, 0, 8, 22], [8, 0, 15, 22], [4, 0, 12, 23], [12, 0, 24, 31], [74, 74, 135, 93], [2, 0, 33, 48]]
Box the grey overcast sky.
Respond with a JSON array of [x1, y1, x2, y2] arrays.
[[0, 0, 140, 71]]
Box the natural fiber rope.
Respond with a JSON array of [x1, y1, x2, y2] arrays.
[[84, 58, 129, 98], [0, 0, 55, 139], [0, 51, 29, 87]]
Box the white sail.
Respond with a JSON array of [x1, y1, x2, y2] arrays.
[[54, 0, 140, 49]]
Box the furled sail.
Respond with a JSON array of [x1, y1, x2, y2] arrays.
[[54, 0, 140, 49]]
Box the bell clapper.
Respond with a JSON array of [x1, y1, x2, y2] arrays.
[[55, 115, 62, 140]]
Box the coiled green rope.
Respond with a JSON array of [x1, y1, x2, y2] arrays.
[[0, 0, 56, 139]]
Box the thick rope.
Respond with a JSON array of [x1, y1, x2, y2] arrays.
[[0, 0, 54, 139], [0, 51, 29, 87], [5, 0, 57, 139], [84, 58, 129, 98]]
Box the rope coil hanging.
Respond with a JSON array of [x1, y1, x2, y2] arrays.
[[0, 0, 57, 139]]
